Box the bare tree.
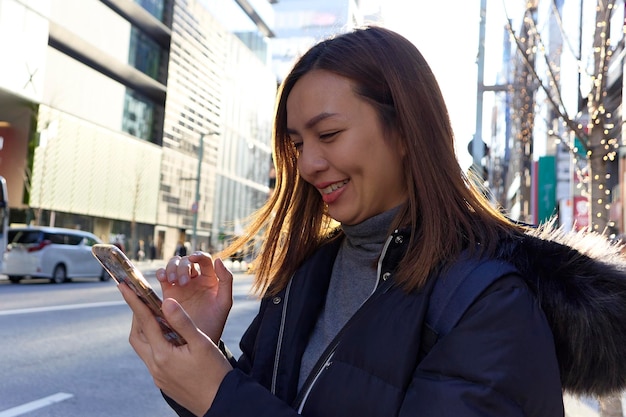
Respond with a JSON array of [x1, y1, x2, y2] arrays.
[[504, 0, 620, 233], [506, 1, 624, 415], [586, 0, 615, 234]]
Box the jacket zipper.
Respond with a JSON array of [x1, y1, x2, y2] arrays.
[[296, 350, 336, 413], [271, 278, 293, 394], [293, 232, 397, 412]]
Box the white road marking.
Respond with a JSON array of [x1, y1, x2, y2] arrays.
[[0, 301, 125, 316], [0, 392, 73, 417]]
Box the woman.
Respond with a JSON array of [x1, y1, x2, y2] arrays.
[[119, 26, 626, 416]]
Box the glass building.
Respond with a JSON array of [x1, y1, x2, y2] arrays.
[[271, 0, 367, 82], [160, 0, 276, 254], [0, 0, 277, 258]]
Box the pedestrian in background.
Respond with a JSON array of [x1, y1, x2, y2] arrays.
[[135, 239, 145, 261], [118, 26, 626, 416], [148, 238, 157, 261], [174, 240, 187, 257]]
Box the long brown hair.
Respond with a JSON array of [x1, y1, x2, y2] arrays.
[[221, 26, 523, 296]]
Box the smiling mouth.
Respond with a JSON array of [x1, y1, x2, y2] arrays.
[[321, 180, 349, 195]]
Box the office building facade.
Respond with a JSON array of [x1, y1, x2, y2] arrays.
[[0, 0, 276, 257]]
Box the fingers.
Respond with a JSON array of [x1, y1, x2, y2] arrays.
[[129, 312, 152, 357], [161, 298, 206, 345], [156, 256, 199, 286], [157, 252, 222, 287], [120, 283, 200, 349], [118, 283, 164, 355], [214, 258, 234, 306], [119, 281, 149, 317]]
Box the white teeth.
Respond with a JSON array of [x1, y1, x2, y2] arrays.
[[322, 180, 348, 194]]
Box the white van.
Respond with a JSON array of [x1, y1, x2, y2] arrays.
[[2, 226, 108, 284]]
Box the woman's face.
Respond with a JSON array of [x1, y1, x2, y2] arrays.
[[286, 70, 407, 225]]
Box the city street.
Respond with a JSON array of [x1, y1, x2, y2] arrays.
[[0, 263, 259, 417], [0, 262, 618, 416]]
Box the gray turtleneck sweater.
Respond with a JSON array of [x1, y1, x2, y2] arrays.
[[298, 207, 399, 390]]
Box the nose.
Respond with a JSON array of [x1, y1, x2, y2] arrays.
[[297, 140, 328, 178]]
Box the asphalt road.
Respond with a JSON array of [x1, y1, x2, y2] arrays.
[[0, 267, 258, 417]]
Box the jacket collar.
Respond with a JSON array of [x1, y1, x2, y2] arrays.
[[503, 226, 626, 396]]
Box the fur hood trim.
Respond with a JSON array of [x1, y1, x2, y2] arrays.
[[501, 225, 626, 396]]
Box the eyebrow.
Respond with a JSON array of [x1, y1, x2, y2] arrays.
[[286, 112, 338, 135]]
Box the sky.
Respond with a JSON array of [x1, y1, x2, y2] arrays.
[[206, 0, 517, 170], [375, 0, 516, 170]]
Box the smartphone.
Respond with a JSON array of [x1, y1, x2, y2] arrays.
[[91, 243, 187, 346]]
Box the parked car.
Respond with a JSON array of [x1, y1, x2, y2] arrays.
[[2, 226, 108, 284]]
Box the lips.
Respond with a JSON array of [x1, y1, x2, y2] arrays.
[[320, 179, 349, 194], [318, 179, 349, 204]]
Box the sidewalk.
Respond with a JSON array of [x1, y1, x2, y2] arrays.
[[564, 394, 601, 417], [133, 258, 251, 275], [0, 258, 252, 281], [564, 392, 626, 417]]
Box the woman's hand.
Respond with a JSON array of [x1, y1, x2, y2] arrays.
[[156, 253, 233, 343], [119, 283, 232, 416]]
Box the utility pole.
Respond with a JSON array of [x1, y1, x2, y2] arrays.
[[184, 130, 219, 252], [472, 0, 488, 176], [191, 132, 204, 252]]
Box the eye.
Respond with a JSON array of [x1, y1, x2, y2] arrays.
[[320, 131, 340, 140]]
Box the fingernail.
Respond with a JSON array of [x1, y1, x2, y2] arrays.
[[168, 273, 176, 283], [162, 298, 177, 314], [179, 275, 189, 286]]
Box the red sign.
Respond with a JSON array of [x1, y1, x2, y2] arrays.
[[573, 196, 589, 230]]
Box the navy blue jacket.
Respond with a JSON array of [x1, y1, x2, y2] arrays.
[[167, 230, 569, 416]]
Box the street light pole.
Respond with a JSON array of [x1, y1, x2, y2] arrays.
[[472, 0, 487, 174], [187, 130, 220, 252], [191, 132, 204, 252]]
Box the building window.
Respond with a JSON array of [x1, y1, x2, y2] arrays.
[[129, 28, 163, 80], [134, 0, 164, 21], [123, 90, 155, 142]]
